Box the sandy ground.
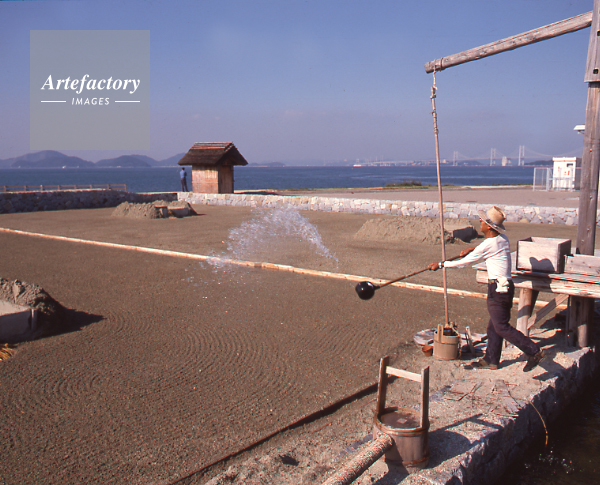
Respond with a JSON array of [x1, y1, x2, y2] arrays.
[[0, 200, 588, 484]]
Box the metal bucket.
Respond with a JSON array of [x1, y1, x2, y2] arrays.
[[433, 324, 460, 360], [373, 406, 430, 469]]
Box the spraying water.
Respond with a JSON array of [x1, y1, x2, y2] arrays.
[[208, 208, 338, 270]]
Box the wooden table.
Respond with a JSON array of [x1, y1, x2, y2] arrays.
[[474, 258, 600, 346]]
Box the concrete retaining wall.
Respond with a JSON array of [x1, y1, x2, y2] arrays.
[[180, 192, 584, 225], [0, 190, 177, 214], [452, 347, 597, 485], [0, 190, 590, 225]]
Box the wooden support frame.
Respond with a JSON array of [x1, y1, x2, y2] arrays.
[[376, 356, 429, 429], [426, 4, 600, 348], [476, 266, 593, 345]]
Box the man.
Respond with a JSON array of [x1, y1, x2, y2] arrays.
[[180, 167, 189, 192], [428, 206, 546, 372]]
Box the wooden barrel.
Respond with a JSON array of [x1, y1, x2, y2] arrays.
[[373, 406, 429, 470]]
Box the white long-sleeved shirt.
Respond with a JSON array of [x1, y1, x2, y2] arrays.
[[444, 233, 511, 280]]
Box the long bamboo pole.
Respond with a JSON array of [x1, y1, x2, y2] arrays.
[[425, 11, 592, 73], [430, 73, 450, 324]]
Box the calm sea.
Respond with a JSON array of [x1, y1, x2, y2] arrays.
[[0, 165, 537, 192]]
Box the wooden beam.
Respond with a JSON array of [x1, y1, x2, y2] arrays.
[[527, 294, 569, 329], [425, 11, 592, 73], [385, 366, 422, 383]]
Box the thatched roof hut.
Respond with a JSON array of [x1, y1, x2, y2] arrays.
[[178, 142, 248, 193]]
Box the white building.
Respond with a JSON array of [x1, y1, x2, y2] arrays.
[[552, 157, 581, 190]]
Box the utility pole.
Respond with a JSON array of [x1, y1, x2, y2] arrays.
[[571, 0, 600, 347]]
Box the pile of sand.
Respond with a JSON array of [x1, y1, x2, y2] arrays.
[[354, 216, 477, 245], [0, 278, 66, 337], [112, 200, 196, 219]]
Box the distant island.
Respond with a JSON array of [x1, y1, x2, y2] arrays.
[[0, 150, 555, 169], [0, 150, 185, 169]]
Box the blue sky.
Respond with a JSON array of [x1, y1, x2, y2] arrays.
[[0, 0, 593, 164]]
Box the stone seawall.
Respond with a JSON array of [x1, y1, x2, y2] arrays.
[[180, 192, 583, 225], [0, 190, 177, 214], [0, 190, 590, 225]]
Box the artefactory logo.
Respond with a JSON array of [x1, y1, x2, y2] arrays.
[[41, 74, 142, 105], [30, 30, 150, 150]]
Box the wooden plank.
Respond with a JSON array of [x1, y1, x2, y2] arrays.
[[565, 254, 600, 276], [476, 269, 600, 298], [513, 277, 600, 298], [421, 367, 429, 429], [385, 366, 421, 383], [527, 294, 569, 329], [425, 11, 592, 73]]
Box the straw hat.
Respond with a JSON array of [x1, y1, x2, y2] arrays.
[[478, 206, 506, 233]]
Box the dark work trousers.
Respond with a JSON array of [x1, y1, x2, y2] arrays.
[[485, 281, 540, 365], [180, 177, 188, 191]]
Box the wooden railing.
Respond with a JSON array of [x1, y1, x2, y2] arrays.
[[0, 184, 127, 193]]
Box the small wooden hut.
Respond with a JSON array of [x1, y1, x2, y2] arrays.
[[177, 142, 248, 193]]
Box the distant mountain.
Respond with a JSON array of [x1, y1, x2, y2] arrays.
[[129, 154, 158, 166], [95, 155, 152, 168], [0, 150, 202, 169], [5, 150, 94, 169], [156, 153, 186, 167]]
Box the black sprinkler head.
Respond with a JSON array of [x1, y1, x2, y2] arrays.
[[355, 281, 378, 300]]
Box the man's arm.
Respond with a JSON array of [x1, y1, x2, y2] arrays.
[[428, 247, 475, 271]]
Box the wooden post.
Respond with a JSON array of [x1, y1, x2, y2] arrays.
[[568, 295, 593, 346], [516, 288, 539, 336], [420, 366, 429, 429], [573, 0, 600, 348], [375, 356, 389, 418]]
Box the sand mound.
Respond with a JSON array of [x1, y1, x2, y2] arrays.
[[112, 201, 164, 219], [112, 200, 196, 219], [355, 216, 477, 245], [0, 278, 67, 338]]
